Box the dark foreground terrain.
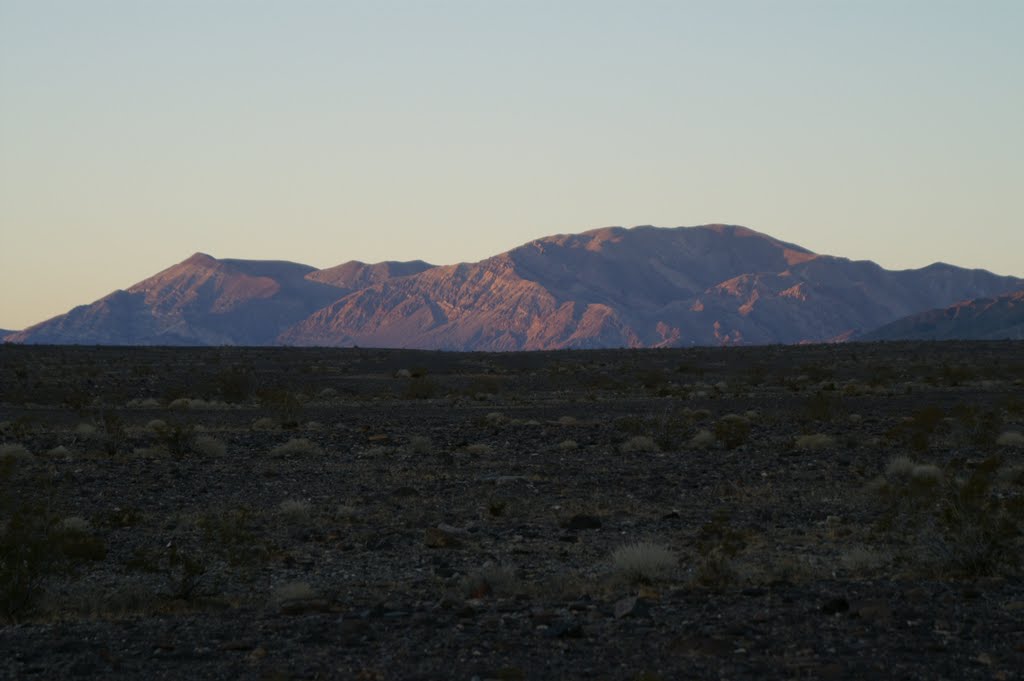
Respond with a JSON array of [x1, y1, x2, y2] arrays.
[[1, 342, 1023, 680]]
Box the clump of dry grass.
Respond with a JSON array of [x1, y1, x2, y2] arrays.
[[58, 517, 91, 534], [251, 417, 278, 431], [485, 412, 508, 426], [408, 436, 432, 453], [620, 436, 658, 453], [270, 438, 322, 457], [74, 423, 97, 437], [460, 562, 518, 598], [794, 433, 834, 451], [911, 463, 943, 482], [885, 455, 915, 481], [688, 429, 716, 449], [840, 545, 889, 573], [714, 414, 751, 449], [278, 499, 311, 523], [465, 443, 493, 456], [611, 541, 676, 582], [0, 443, 33, 463], [168, 398, 230, 410], [272, 581, 318, 604], [996, 431, 1024, 448], [192, 435, 226, 457]]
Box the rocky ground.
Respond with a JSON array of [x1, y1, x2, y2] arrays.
[[1, 342, 1023, 680]]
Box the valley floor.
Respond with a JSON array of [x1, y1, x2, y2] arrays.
[[1, 342, 1023, 680]]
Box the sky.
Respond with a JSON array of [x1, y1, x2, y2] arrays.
[[1, 0, 1022, 330]]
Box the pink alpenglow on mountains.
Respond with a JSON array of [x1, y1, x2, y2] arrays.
[[9, 225, 1023, 348]]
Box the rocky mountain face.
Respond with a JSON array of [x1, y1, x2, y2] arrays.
[[7, 254, 431, 346], [860, 289, 1024, 341], [10, 225, 1023, 348]]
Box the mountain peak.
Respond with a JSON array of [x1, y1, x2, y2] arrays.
[[183, 252, 218, 266]]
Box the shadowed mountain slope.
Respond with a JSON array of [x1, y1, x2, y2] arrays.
[[860, 289, 1024, 341], [10, 225, 1023, 348]]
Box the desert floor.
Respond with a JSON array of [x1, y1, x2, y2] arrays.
[[1, 342, 1023, 680]]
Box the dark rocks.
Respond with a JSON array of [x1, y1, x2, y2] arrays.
[[563, 514, 602, 530], [821, 597, 850, 615], [424, 527, 463, 548]]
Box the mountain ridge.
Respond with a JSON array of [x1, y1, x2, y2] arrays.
[[860, 289, 1024, 341], [9, 225, 1023, 348]]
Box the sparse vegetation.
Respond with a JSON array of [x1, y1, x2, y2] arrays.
[[610, 541, 676, 582]]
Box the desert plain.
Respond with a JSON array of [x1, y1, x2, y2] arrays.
[[1, 341, 1023, 680]]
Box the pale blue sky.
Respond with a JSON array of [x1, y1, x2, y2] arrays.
[[1, 0, 1022, 329]]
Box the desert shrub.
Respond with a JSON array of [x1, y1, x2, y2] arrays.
[[100, 410, 128, 455], [714, 414, 750, 450], [461, 563, 518, 598], [196, 508, 266, 567], [620, 436, 658, 453], [997, 431, 1024, 448], [160, 544, 209, 600], [215, 367, 258, 403], [272, 581, 318, 604], [884, 455, 915, 481], [911, 464, 943, 482], [145, 419, 167, 432], [614, 416, 645, 435], [484, 412, 508, 427], [872, 456, 1023, 576], [611, 542, 676, 583], [259, 389, 304, 429], [153, 421, 196, 457], [270, 438, 323, 457], [694, 513, 747, 588], [467, 375, 503, 396], [0, 501, 105, 621], [689, 429, 716, 449], [408, 436, 432, 453], [251, 417, 278, 431], [404, 376, 439, 399], [794, 433, 834, 451], [0, 510, 61, 621], [74, 422, 97, 437], [951, 405, 1003, 449], [278, 499, 311, 523], [839, 546, 889, 574], [0, 443, 33, 464], [192, 435, 226, 457], [803, 391, 838, 422]]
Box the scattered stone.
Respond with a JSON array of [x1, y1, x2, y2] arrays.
[[545, 620, 583, 639], [821, 597, 850, 615], [614, 596, 651, 619], [563, 514, 602, 530], [424, 527, 462, 548]]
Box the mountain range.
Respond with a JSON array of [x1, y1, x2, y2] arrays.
[[7, 225, 1023, 348], [862, 289, 1024, 341]]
